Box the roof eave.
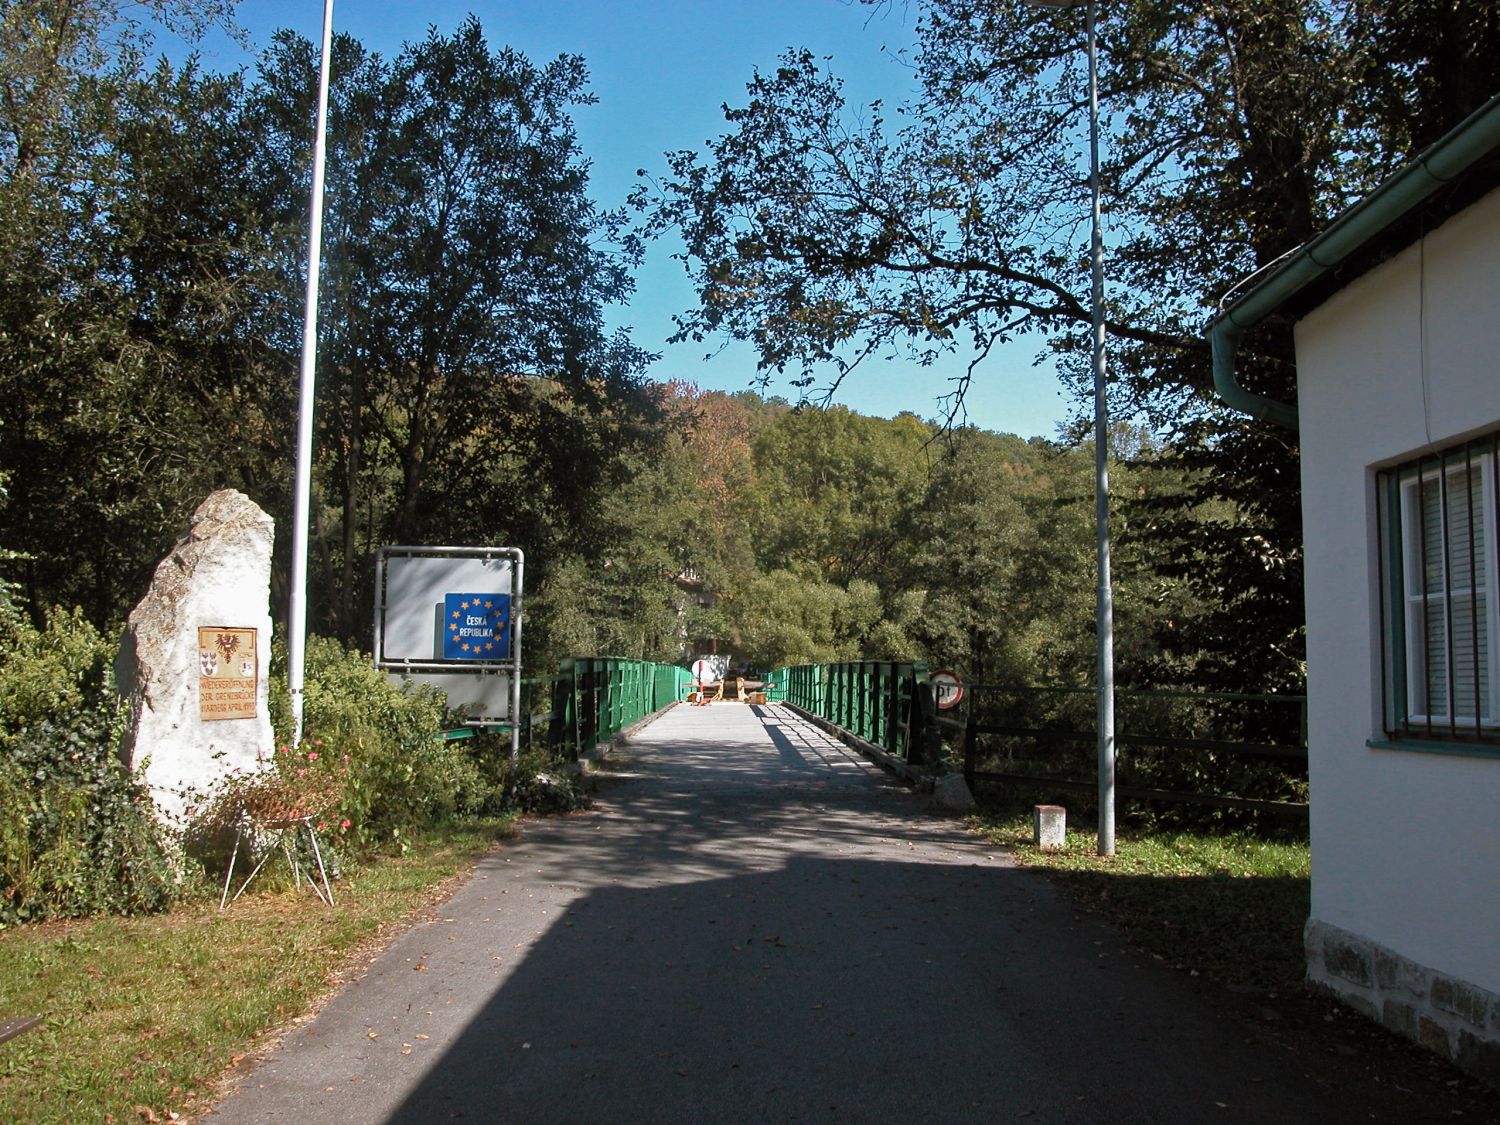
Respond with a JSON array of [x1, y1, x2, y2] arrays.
[[1207, 92, 1500, 430]]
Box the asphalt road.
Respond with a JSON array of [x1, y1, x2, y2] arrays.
[[205, 702, 1423, 1124]]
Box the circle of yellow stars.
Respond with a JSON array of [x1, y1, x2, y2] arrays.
[[448, 598, 505, 655]]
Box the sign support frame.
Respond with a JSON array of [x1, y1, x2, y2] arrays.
[[373, 545, 524, 767]]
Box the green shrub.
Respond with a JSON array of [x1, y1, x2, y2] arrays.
[[505, 747, 589, 814], [0, 605, 114, 737], [296, 636, 489, 851], [434, 732, 590, 816], [0, 607, 177, 926]]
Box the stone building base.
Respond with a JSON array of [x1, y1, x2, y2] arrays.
[[1306, 919, 1500, 1087]]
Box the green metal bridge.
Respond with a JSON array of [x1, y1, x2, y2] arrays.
[[512, 657, 1307, 821]]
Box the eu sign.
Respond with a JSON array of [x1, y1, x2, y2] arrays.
[[442, 593, 510, 660]]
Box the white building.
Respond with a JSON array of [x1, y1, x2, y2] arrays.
[[1209, 94, 1500, 1084]]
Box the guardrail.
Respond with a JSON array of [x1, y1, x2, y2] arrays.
[[441, 659, 692, 760], [961, 684, 1308, 820], [539, 657, 694, 759], [771, 661, 950, 769]]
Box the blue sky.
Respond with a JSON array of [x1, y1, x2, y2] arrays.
[[183, 1, 1074, 438]]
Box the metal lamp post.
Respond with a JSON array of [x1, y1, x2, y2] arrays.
[[288, 0, 336, 747], [1026, 0, 1116, 855]]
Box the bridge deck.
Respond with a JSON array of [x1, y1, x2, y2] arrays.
[[208, 702, 1404, 1124]]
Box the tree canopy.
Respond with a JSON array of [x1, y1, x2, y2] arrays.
[[0, 12, 659, 642], [635, 0, 1500, 691]]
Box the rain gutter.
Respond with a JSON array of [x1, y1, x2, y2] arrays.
[[1208, 93, 1500, 431]]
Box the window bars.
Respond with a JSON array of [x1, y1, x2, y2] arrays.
[[1379, 432, 1500, 744]]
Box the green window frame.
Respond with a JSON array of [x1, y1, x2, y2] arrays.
[[1377, 432, 1500, 745]]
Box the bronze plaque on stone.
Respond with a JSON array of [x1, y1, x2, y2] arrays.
[[198, 627, 258, 721]]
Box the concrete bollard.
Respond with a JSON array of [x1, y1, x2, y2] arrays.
[[1033, 804, 1066, 849]]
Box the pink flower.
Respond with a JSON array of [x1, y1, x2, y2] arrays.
[[341, 753, 350, 762], [340, 819, 352, 830], [296, 768, 307, 777], [306, 751, 319, 761]]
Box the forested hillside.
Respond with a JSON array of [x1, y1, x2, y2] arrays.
[[533, 382, 1234, 692]]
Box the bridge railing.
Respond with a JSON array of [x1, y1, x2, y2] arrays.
[[537, 657, 694, 760], [771, 660, 947, 768]]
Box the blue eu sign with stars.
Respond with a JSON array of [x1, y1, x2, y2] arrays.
[[443, 593, 510, 660]]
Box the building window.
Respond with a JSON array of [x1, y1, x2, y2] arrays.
[[1378, 433, 1500, 744]]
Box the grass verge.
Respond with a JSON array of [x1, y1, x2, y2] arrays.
[[970, 803, 1310, 991], [0, 815, 514, 1124]]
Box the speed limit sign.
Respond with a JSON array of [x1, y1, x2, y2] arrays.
[[930, 669, 964, 710]]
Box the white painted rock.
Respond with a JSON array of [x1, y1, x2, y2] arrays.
[[932, 771, 976, 812], [116, 490, 275, 829]]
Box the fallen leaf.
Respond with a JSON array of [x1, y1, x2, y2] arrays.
[[135, 1108, 158, 1123]]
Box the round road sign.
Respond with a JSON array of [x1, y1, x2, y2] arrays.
[[931, 669, 964, 710]]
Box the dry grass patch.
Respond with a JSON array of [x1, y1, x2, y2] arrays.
[[0, 816, 513, 1124]]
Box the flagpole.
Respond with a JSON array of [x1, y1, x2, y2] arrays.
[[288, 0, 335, 746]]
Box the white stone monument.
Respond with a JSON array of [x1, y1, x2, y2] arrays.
[[116, 490, 275, 828]]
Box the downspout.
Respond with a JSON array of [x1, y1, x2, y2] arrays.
[[1209, 92, 1500, 430]]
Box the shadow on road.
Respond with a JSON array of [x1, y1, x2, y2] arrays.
[[381, 857, 1407, 1122], [208, 704, 1494, 1125]]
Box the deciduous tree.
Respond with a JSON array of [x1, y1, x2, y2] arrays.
[[246, 19, 657, 638], [637, 0, 1500, 691]]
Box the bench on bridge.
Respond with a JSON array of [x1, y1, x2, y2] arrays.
[[687, 677, 770, 705]]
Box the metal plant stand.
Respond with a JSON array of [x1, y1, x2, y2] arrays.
[[220, 811, 335, 909]]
